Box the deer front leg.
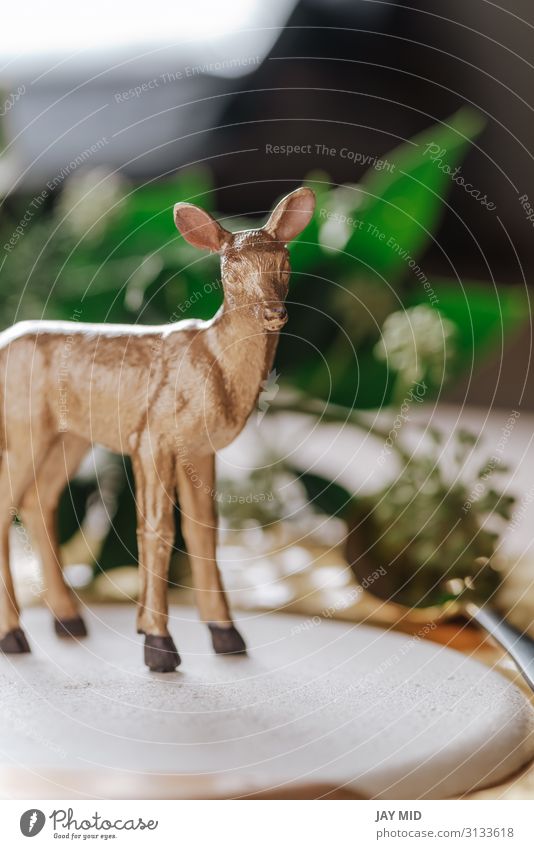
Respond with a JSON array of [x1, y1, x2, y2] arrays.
[[133, 449, 180, 673], [176, 453, 246, 655]]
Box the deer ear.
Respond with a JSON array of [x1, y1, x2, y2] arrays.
[[173, 203, 231, 252], [264, 187, 316, 242]]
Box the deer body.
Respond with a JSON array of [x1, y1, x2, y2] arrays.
[[1, 308, 273, 456], [0, 187, 315, 670]]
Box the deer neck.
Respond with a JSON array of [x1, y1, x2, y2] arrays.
[[209, 282, 279, 421]]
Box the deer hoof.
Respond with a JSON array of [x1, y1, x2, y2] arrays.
[[0, 627, 31, 654], [54, 615, 88, 638], [209, 624, 247, 655], [144, 634, 181, 672]]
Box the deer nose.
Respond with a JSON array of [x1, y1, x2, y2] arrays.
[[263, 305, 288, 329]]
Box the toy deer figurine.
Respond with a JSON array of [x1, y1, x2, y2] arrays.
[[0, 186, 315, 671]]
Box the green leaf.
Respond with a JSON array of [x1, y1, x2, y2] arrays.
[[342, 108, 485, 285], [297, 470, 352, 518], [57, 478, 93, 544], [285, 338, 391, 409], [457, 429, 479, 446], [0, 94, 7, 164]]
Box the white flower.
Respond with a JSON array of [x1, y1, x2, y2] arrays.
[[374, 304, 456, 383], [57, 167, 127, 240]]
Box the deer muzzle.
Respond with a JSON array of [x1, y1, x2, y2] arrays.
[[263, 305, 288, 331]]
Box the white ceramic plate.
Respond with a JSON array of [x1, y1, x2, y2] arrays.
[[0, 604, 532, 799]]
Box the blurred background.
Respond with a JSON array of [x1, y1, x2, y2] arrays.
[[1, 0, 533, 637]]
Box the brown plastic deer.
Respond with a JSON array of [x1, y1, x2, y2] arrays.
[[0, 186, 315, 671]]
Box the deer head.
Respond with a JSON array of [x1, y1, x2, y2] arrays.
[[173, 187, 316, 331]]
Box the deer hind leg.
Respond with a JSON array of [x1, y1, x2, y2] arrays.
[[133, 447, 180, 672], [176, 453, 246, 656], [20, 433, 90, 639], [0, 435, 56, 653]]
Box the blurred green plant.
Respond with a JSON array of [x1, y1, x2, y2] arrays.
[[0, 108, 525, 582], [345, 427, 514, 607]]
